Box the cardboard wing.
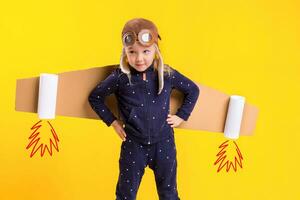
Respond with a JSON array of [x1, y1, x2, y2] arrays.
[[15, 64, 258, 136]]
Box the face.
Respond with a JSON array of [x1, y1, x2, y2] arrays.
[[124, 42, 156, 72]]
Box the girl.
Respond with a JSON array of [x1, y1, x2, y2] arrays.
[[88, 18, 200, 200]]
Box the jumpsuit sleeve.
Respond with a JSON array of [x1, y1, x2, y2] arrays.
[[170, 67, 200, 121], [88, 68, 119, 127]]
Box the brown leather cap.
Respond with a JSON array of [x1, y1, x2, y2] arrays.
[[121, 18, 161, 45]]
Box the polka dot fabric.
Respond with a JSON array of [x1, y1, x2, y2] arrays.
[[116, 134, 180, 200]]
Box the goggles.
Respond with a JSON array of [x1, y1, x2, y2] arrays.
[[122, 29, 159, 47]]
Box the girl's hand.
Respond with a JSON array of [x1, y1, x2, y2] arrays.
[[166, 114, 184, 128], [111, 120, 127, 141]]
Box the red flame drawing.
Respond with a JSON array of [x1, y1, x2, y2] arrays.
[[26, 120, 59, 157], [214, 140, 243, 172]]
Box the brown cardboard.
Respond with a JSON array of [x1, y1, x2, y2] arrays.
[[15, 64, 259, 136]]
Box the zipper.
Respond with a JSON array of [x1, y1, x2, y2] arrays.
[[142, 72, 151, 145]]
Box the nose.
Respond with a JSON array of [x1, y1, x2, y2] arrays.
[[136, 53, 143, 62]]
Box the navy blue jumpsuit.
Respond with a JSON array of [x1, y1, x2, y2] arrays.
[[88, 61, 200, 200]]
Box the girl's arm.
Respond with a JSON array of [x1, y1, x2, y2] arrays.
[[88, 68, 119, 127], [171, 68, 200, 121]]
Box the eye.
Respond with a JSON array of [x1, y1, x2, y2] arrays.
[[144, 50, 150, 53], [129, 50, 135, 54]]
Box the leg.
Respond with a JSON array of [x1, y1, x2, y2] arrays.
[[150, 136, 180, 200], [116, 138, 147, 200]]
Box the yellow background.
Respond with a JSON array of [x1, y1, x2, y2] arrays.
[[1, 0, 299, 199]]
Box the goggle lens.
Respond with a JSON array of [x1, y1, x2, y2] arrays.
[[141, 32, 151, 43], [123, 30, 155, 47], [123, 33, 135, 46]]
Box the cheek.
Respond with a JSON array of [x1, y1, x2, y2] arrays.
[[146, 53, 155, 62], [126, 54, 135, 62]]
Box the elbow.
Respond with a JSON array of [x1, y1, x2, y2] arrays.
[[88, 92, 96, 107], [88, 97, 93, 109], [88, 95, 93, 105], [194, 84, 200, 98], [193, 84, 200, 103]]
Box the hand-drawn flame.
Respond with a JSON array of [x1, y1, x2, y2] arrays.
[[26, 120, 59, 157], [214, 140, 243, 172]]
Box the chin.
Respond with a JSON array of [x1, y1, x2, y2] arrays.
[[135, 65, 147, 71]]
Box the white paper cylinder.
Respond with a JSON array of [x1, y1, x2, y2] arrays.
[[224, 95, 245, 140], [37, 73, 58, 119]]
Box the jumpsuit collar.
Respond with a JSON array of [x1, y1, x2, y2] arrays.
[[128, 61, 155, 75]]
